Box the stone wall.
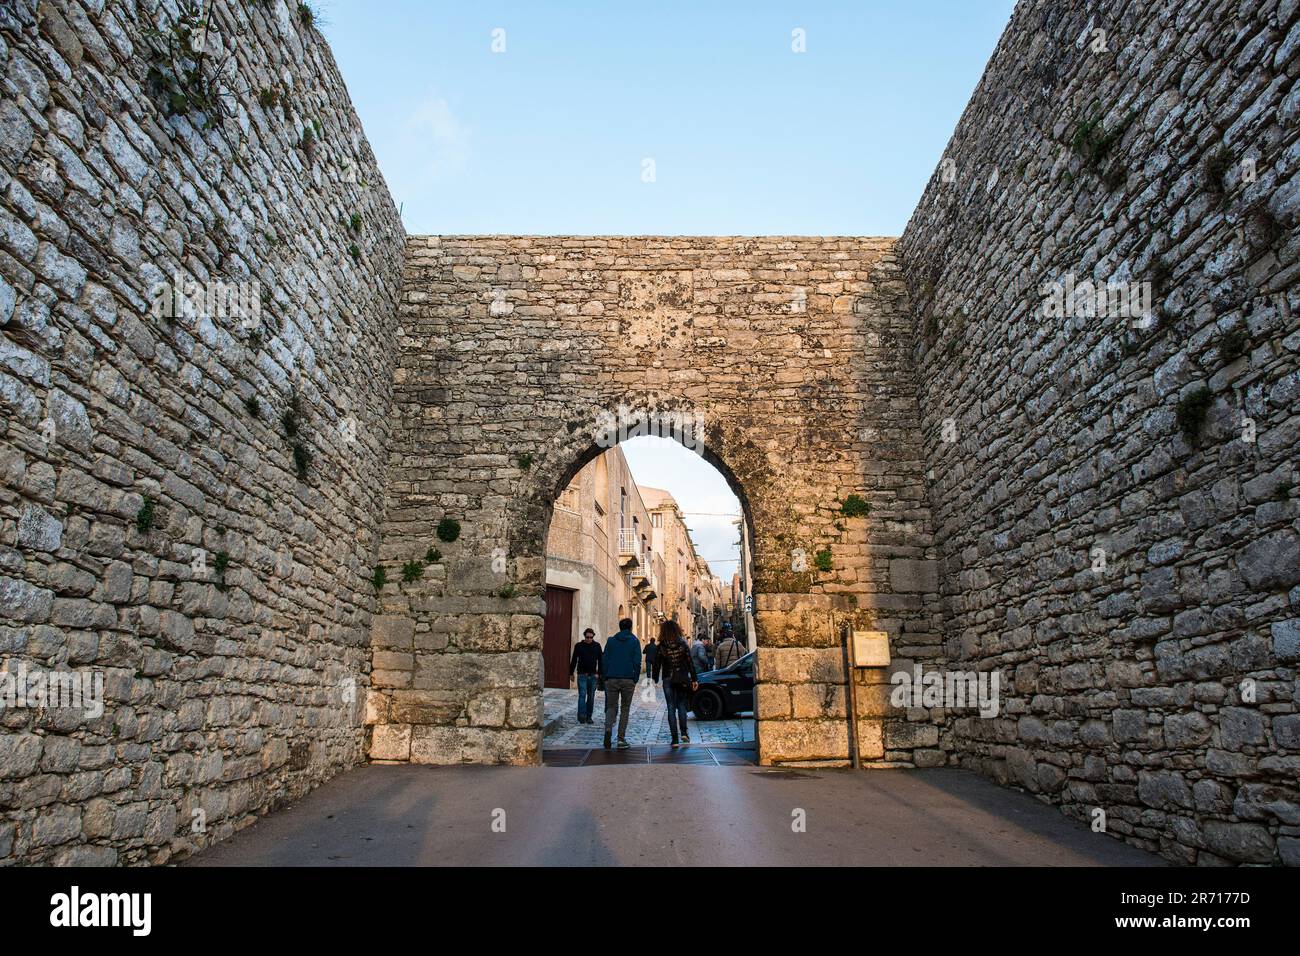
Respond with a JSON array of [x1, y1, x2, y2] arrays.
[[0, 0, 404, 863], [899, 0, 1300, 864], [369, 236, 947, 768]]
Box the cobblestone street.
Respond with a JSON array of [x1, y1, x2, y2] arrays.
[[543, 682, 753, 748]]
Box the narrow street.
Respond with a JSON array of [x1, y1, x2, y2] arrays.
[[184, 764, 1165, 867], [543, 681, 753, 748]]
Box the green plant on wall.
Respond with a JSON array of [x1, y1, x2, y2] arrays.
[[371, 566, 387, 591], [436, 518, 461, 543], [923, 311, 941, 346], [144, 2, 237, 129], [292, 442, 312, 479], [401, 559, 424, 583], [282, 390, 300, 437], [1070, 101, 1136, 186], [1203, 147, 1232, 196], [1218, 325, 1248, 361], [1176, 387, 1213, 442], [841, 494, 871, 518], [814, 548, 833, 572], [214, 551, 231, 591], [136, 496, 156, 534], [498, 585, 517, 599], [425, 547, 442, 563], [516, 453, 533, 471]]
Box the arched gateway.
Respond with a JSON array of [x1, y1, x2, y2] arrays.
[[365, 236, 949, 766]]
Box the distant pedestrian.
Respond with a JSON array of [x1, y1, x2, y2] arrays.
[[715, 623, 744, 669], [644, 636, 658, 683], [569, 627, 602, 723], [652, 620, 697, 746], [691, 636, 710, 674], [600, 617, 642, 750]]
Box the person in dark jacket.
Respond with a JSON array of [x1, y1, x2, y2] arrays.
[[653, 619, 697, 746], [644, 637, 659, 684], [600, 618, 642, 749], [690, 636, 710, 674], [569, 628, 602, 723], [714, 622, 744, 669]]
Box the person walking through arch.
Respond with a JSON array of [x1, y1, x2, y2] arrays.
[[644, 635, 659, 689], [653, 620, 698, 747], [690, 633, 710, 674], [569, 627, 602, 723], [600, 617, 642, 750], [714, 621, 745, 669]]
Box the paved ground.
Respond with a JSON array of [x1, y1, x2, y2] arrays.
[[543, 744, 757, 767], [185, 764, 1165, 867], [543, 681, 752, 747]]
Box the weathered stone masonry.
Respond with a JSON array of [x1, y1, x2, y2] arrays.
[[0, 1, 404, 863], [369, 236, 946, 769], [1, 0, 1295, 869], [898, 0, 1300, 865]]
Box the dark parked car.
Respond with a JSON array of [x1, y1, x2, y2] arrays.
[[690, 651, 755, 719]]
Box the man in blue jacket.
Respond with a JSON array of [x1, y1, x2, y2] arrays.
[[600, 617, 642, 750]]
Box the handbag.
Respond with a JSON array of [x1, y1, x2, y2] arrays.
[[668, 642, 692, 689]]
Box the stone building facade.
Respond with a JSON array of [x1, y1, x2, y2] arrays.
[[369, 235, 942, 769], [0, 0, 403, 863], [643, 484, 717, 639], [543, 446, 663, 681], [0, 0, 1293, 867], [897, 0, 1300, 865]]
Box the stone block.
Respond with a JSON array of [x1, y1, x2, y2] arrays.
[[409, 726, 539, 765], [791, 683, 846, 720], [885, 720, 939, 749], [1202, 821, 1275, 864], [372, 615, 415, 650], [888, 558, 938, 593], [756, 647, 844, 684], [759, 719, 848, 763], [370, 724, 412, 761]]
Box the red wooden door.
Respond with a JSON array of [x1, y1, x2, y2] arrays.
[[543, 587, 575, 689]]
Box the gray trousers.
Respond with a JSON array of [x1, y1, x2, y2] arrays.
[[603, 678, 636, 740]]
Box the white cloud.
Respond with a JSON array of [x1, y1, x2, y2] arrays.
[[403, 92, 470, 180]]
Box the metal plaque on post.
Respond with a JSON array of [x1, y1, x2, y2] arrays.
[[851, 630, 891, 667]]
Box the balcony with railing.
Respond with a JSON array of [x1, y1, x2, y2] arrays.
[[634, 568, 658, 599], [617, 528, 642, 567]]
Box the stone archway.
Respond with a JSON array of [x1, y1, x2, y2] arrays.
[[365, 236, 948, 767]]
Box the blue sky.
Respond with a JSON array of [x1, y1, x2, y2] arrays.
[[621, 437, 745, 584], [321, 0, 1016, 236], [317, 2, 1015, 574]]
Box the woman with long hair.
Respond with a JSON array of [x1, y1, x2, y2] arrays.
[[652, 619, 698, 746]]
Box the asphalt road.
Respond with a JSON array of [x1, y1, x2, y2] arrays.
[[184, 763, 1164, 866]]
